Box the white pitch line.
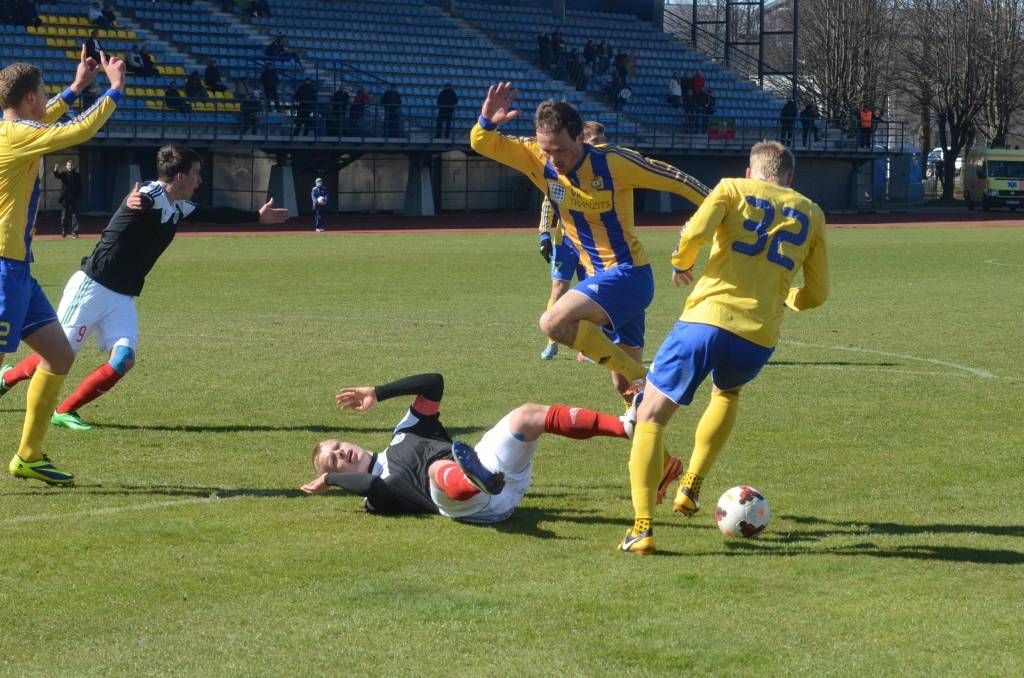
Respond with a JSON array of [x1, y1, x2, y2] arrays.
[[780, 340, 1000, 380], [0, 494, 241, 527], [768, 364, 983, 379], [983, 259, 1024, 268]]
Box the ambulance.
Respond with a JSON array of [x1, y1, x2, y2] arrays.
[[963, 146, 1024, 211]]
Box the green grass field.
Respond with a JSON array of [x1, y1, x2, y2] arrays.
[[1, 225, 1022, 676]]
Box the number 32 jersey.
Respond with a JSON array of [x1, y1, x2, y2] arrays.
[[672, 177, 829, 348]]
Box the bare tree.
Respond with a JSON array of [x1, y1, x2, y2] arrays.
[[798, 0, 903, 123], [900, 0, 988, 198], [978, 0, 1024, 147]]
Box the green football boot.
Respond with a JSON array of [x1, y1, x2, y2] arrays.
[[51, 411, 93, 431]]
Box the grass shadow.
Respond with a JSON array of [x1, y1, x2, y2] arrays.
[[76, 423, 489, 436], [685, 514, 1024, 565]]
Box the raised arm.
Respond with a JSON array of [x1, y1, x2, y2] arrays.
[[469, 83, 546, 186]]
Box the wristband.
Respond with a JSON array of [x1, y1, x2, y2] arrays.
[[540, 232, 551, 242], [478, 115, 497, 131]]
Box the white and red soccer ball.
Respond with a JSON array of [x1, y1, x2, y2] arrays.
[[715, 485, 770, 538]]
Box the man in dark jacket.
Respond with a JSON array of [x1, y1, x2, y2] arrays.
[[381, 84, 402, 138], [293, 78, 318, 136], [203, 60, 227, 93], [780, 99, 797, 146], [259, 62, 278, 111], [434, 83, 457, 139], [52, 160, 82, 238]]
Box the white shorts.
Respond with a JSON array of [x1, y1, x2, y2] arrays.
[[56, 271, 138, 355], [430, 412, 539, 524]]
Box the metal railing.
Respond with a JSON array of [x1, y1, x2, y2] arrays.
[[83, 94, 907, 154]]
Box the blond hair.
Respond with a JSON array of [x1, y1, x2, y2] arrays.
[[749, 141, 795, 184], [311, 441, 328, 471], [583, 121, 606, 144], [0, 63, 42, 109]]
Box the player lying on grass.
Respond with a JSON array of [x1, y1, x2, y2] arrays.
[[2, 47, 125, 485], [0, 145, 289, 433], [299, 372, 682, 523], [538, 120, 604, 362], [619, 141, 829, 555], [472, 83, 709, 405]]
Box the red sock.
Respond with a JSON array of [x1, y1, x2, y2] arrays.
[[544, 404, 627, 439], [3, 353, 41, 387], [56, 363, 124, 414], [435, 461, 481, 501]]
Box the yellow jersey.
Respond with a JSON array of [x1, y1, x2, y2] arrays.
[[0, 88, 121, 261], [472, 122, 708, 275], [672, 177, 829, 348]]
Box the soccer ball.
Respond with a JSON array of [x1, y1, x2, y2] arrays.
[[317, 196, 327, 206], [715, 485, 770, 538]]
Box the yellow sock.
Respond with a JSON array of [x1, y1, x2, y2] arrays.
[[682, 391, 740, 494], [17, 367, 67, 463], [629, 421, 666, 525], [570, 320, 645, 382]]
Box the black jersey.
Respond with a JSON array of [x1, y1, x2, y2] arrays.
[[327, 406, 453, 515], [82, 181, 257, 296]]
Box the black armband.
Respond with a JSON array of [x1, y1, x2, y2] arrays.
[[374, 373, 444, 403]]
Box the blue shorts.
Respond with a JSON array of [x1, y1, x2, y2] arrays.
[[550, 242, 586, 283], [573, 263, 653, 348], [0, 258, 58, 353], [647, 321, 774, 405]]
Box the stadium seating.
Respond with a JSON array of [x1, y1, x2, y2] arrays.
[[456, 0, 785, 130]]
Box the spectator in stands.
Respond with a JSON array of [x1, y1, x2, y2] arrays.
[[614, 49, 628, 81], [259, 62, 279, 110], [102, 2, 116, 27], [628, 48, 639, 78], [330, 84, 349, 136], [692, 87, 712, 131], [567, 49, 585, 91], [265, 35, 296, 60], [1, 0, 37, 27], [293, 78, 318, 137], [550, 26, 563, 68], [349, 86, 369, 132], [204, 60, 227, 93], [583, 39, 597, 73], [858, 104, 874, 148], [185, 70, 207, 102], [240, 89, 261, 135], [252, 0, 270, 18], [164, 80, 191, 113], [692, 68, 705, 96], [704, 87, 716, 116], [139, 47, 158, 76], [800, 103, 820, 146], [127, 46, 146, 75], [667, 70, 682, 108], [84, 31, 102, 63], [608, 73, 628, 112], [88, 2, 109, 28], [381, 84, 402, 138], [52, 160, 82, 239], [780, 99, 797, 146], [597, 38, 611, 75], [435, 83, 457, 139], [537, 33, 551, 72], [311, 178, 328, 232]]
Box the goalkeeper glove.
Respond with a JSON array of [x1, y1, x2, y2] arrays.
[[539, 232, 553, 263]]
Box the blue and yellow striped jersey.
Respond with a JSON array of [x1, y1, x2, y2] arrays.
[[0, 88, 121, 262], [672, 177, 829, 348], [472, 123, 708, 275]]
